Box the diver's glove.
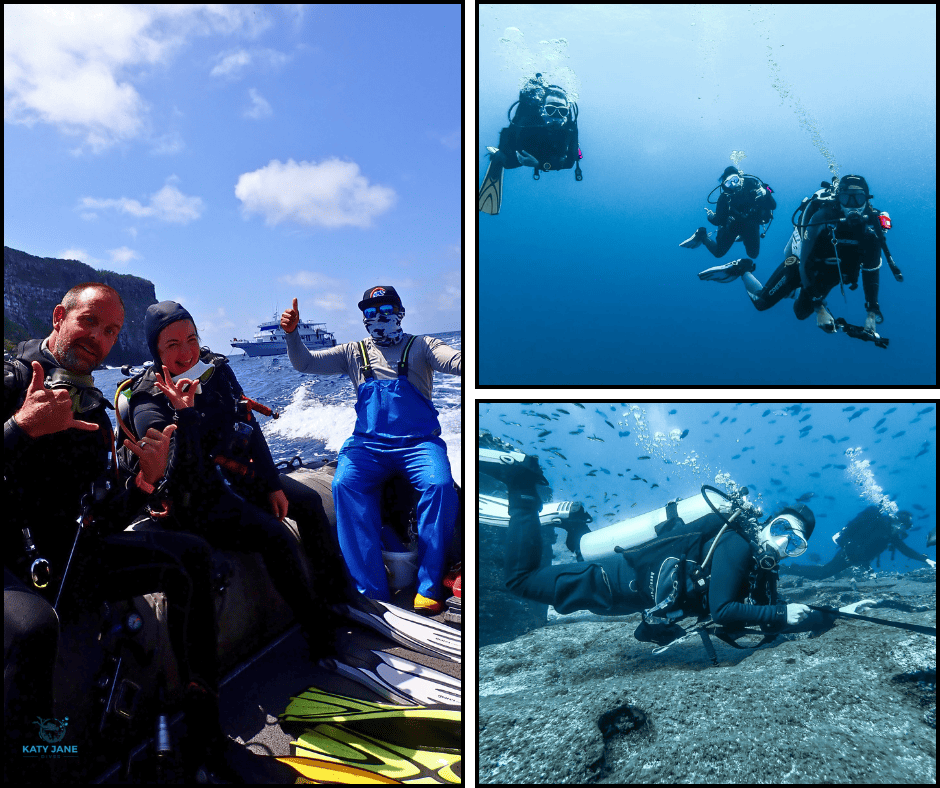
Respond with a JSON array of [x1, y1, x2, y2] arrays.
[[705, 208, 719, 226], [815, 303, 836, 333], [516, 149, 539, 167], [863, 303, 883, 333]]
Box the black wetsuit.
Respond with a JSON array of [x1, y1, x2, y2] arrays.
[[703, 180, 776, 259], [503, 487, 831, 640], [784, 507, 929, 579], [4, 339, 218, 775], [495, 118, 580, 174], [124, 351, 345, 624], [747, 201, 882, 318]]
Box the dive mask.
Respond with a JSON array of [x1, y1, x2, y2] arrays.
[[45, 367, 107, 414], [722, 174, 743, 193], [838, 191, 867, 210], [760, 514, 809, 560], [541, 101, 569, 125]]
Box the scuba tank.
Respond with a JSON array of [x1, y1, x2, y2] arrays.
[[578, 492, 733, 562]]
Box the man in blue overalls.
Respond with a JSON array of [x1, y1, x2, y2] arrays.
[[282, 286, 461, 613]]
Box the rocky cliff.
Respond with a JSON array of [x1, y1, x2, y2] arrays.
[[4, 246, 157, 366]]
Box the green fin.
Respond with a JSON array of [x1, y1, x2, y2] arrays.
[[294, 723, 461, 784], [478, 161, 503, 215], [281, 687, 460, 750]]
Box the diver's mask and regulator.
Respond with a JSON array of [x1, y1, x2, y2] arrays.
[[836, 175, 870, 227], [754, 513, 809, 571]]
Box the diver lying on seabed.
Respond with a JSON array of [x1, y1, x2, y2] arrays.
[[782, 507, 936, 580], [481, 448, 836, 656]]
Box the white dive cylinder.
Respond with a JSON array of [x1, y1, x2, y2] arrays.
[[578, 492, 731, 562]]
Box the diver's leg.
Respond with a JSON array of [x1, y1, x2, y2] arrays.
[[714, 225, 738, 257], [332, 445, 390, 599], [743, 257, 800, 312], [502, 482, 641, 615], [783, 550, 851, 580], [741, 221, 762, 258], [700, 228, 717, 256], [401, 439, 459, 601]]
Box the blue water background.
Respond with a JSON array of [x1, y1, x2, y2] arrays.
[[478, 6, 937, 385], [95, 330, 462, 481], [479, 401, 936, 572]]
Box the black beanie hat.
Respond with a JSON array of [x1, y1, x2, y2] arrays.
[[145, 301, 197, 365], [781, 504, 816, 541]]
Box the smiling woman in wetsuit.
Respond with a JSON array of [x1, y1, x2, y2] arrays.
[[120, 301, 340, 650]]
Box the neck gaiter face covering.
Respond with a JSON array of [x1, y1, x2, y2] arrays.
[[363, 311, 404, 347]]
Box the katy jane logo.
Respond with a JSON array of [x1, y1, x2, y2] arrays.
[[34, 716, 69, 744], [23, 716, 78, 759]]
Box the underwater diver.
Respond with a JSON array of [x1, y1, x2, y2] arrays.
[[680, 166, 776, 259], [481, 449, 835, 653], [479, 72, 582, 215], [699, 175, 898, 344], [782, 508, 936, 580], [3, 284, 241, 781]]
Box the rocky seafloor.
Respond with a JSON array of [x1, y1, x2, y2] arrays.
[[479, 567, 936, 784]]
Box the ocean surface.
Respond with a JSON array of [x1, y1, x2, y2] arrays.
[[480, 401, 936, 573], [95, 330, 462, 482], [478, 6, 937, 385]]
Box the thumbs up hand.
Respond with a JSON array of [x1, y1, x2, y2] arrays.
[[281, 298, 300, 334]]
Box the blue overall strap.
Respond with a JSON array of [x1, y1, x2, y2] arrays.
[[358, 340, 374, 380], [396, 335, 419, 377]]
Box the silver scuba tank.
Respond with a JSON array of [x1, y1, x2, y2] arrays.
[[578, 492, 732, 562]]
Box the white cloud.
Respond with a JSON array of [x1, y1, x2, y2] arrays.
[[210, 47, 289, 79], [197, 307, 236, 334], [277, 271, 344, 289], [244, 88, 272, 119], [107, 246, 140, 266], [80, 182, 204, 224], [211, 49, 252, 78], [314, 294, 347, 312], [235, 158, 396, 228], [437, 284, 460, 310], [3, 5, 269, 152], [59, 248, 95, 265], [150, 131, 184, 155]]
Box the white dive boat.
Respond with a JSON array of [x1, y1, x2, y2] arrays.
[[231, 317, 336, 357]]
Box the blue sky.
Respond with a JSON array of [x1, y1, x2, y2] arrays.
[[4, 4, 461, 351]]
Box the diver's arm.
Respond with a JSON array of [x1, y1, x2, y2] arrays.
[[497, 126, 522, 170], [710, 194, 728, 226], [893, 537, 928, 563]]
